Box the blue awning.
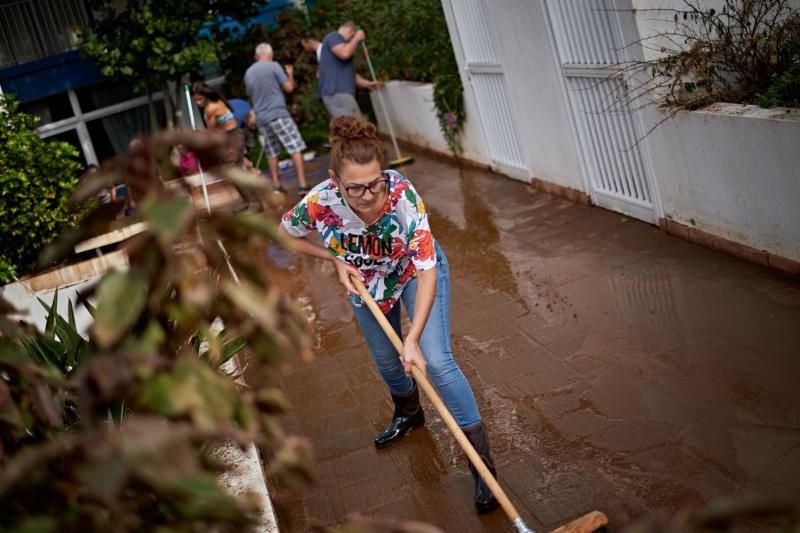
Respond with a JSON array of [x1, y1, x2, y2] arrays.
[[0, 50, 104, 103]]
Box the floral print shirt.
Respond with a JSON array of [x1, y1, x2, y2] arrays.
[[281, 170, 436, 313]]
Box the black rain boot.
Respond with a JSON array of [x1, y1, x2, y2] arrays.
[[374, 382, 425, 449], [463, 421, 500, 514]]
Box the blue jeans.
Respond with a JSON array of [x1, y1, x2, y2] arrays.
[[350, 244, 482, 428]]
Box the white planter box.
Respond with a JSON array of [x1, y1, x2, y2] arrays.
[[370, 78, 800, 265], [646, 103, 800, 262], [369, 80, 488, 165]]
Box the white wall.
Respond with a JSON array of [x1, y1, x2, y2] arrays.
[[377, 1, 800, 263], [646, 104, 800, 261], [376, 0, 586, 191], [0, 278, 97, 335], [631, 0, 800, 261], [370, 81, 488, 164], [483, 0, 585, 191]]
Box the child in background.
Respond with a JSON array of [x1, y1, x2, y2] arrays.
[[176, 144, 200, 177]]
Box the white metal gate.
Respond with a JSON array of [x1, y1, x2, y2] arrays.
[[441, 0, 527, 178], [544, 0, 657, 222]]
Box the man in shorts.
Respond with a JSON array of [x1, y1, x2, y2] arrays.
[[245, 42, 309, 194], [318, 21, 381, 117]]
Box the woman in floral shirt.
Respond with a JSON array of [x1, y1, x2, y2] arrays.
[[279, 116, 499, 514]]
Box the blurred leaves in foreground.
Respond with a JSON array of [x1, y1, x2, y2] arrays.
[[0, 130, 313, 532]]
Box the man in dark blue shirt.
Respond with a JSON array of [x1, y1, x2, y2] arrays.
[[318, 21, 381, 117]]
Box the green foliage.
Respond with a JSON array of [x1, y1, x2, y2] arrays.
[[0, 259, 17, 285], [22, 291, 93, 429], [351, 0, 466, 155], [79, 0, 259, 125], [640, 0, 800, 110], [28, 291, 92, 375], [0, 94, 83, 283], [0, 131, 313, 531], [219, 0, 466, 155], [432, 52, 466, 157], [219, 23, 272, 101], [758, 34, 800, 107]]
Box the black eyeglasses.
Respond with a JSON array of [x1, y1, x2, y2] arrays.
[[337, 172, 389, 198]]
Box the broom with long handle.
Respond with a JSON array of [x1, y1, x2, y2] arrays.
[[350, 276, 608, 533], [359, 40, 414, 168]]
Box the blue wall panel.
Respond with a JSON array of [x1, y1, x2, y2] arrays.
[[0, 51, 104, 103]]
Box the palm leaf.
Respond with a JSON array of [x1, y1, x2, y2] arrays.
[[220, 336, 247, 367], [39, 290, 58, 336], [83, 299, 97, 318], [67, 299, 76, 329]]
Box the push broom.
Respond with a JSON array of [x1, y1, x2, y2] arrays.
[[350, 276, 608, 533], [359, 40, 415, 168]]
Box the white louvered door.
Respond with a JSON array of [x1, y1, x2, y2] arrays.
[[442, 0, 527, 178], [544, 0, 657, 222]]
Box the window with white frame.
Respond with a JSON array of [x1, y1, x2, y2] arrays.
[[25, 82, 167, 168], [20, 75, 223, 169]]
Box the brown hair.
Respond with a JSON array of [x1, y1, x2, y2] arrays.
[[329, 116, 384, 174], [191, 82, 231, 109]]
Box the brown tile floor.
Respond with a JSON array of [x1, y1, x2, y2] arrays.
[[262, 148, 800, 532]]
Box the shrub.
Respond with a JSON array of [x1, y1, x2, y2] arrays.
[[79, 0, 258, 129], [0, 259, 16, 284], [0, 94, 83, 284], [758, 33, 800, 107], [632, 0, 800, 110], [354, 0, 466, 154]]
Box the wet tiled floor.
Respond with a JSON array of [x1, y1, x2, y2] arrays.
[[262, 149, 800, 531]]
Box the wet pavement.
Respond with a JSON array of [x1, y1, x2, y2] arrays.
[[262, 148, 800, 531]]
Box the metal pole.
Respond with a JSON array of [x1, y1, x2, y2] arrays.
[[360, 42, 402, 161], [183, 83, 212, 215]]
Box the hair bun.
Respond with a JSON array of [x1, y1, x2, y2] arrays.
[[329, 116, 377, 143]]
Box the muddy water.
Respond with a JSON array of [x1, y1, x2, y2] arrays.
[[263, 151, 800, 532]]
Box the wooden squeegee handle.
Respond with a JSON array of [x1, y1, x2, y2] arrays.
[[350, 276, 529, 529]]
